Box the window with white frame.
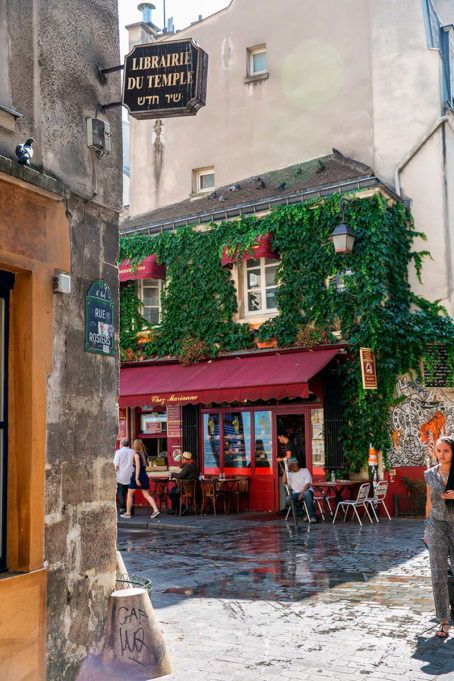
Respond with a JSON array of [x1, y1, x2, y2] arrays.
[[244, 258, 277, 315], [194, 167, 215, 193], [139, 278, 162, 325], [248, 46, 267, 75]]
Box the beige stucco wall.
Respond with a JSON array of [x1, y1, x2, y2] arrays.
[[128, 0, 454, 315]]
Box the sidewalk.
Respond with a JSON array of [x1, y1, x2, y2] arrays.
[[117, 506, 293, 532]]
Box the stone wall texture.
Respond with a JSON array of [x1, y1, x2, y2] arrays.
[[1, 0, 122, 679]]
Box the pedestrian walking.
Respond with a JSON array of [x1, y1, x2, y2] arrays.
[[121, 439, 160, 519], [424, 435, 454, 638], [114, 438, 134, 515]]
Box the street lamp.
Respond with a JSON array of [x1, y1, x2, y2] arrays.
[[330, 197, 356, 254]]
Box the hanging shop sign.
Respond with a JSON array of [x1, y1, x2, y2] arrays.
[[122, 38, 208, 120], [85, 280, 115, 356], [360, 348, 377, 390]]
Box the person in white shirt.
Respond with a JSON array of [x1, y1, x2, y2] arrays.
[[114, 438, 135, 514], [283, 457, 317, 523]]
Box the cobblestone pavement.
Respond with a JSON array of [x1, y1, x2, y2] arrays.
[[118, 516, 454, 681]]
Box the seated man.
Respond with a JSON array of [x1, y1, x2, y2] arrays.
[[168, 451, 198, 515], [283, 457, 317, 523]]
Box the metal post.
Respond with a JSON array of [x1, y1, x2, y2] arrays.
[[283, 459, 298, 531]]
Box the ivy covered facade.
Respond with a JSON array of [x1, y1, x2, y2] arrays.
[[119, 186, 454, 480]]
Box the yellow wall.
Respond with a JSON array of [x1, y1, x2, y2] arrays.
[[0, 174, 70, 680]]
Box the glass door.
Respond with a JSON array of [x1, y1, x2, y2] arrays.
[[0, 270, 14, 571]]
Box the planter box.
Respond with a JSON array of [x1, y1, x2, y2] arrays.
[[256, 340, 278, 349]]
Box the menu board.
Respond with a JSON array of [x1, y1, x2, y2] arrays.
[[118, 408, 128, 440], [167, 405, 182, 438], [424, 345, 451, 387]]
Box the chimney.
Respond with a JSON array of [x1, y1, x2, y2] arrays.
[[137, 2, 155, 24]]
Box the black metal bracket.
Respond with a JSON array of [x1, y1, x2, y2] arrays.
[[95, 101, 123, 118], [98, 65, 124, 75]]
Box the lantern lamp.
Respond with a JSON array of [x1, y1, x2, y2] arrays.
[[330, 197, 356, 254]]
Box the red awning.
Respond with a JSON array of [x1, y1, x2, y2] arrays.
[[119, 348, 339, 408], [119, 255, 166, 282], [221, 233, 278, 267]]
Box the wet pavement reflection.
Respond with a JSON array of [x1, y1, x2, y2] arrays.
[[118, 517, 454, 681]]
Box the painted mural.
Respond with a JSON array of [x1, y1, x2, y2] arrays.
[[388, 377, 454, 467]]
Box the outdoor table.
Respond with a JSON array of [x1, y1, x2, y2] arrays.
[[312, 481, 361, 511]]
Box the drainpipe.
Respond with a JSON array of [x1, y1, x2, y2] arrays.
[[394, 114, 449, 196]]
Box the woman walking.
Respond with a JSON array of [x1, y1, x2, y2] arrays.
[[121, 439, 160, 519], [424, 435, 454, 637]]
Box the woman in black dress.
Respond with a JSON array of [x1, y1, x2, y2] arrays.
[[121, 439, 160, 519]]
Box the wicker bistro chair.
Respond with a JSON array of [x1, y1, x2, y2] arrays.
[[228, 477, 249, 514], [179, 479, 198, 516], [200, 478, 226, 515], [365, 480, 391, 521], [332, 482, 373, 526], [153, 479, 170, 512]]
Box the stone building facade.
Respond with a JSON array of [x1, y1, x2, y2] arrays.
[[123, 0, 454, 506], [0, 1, 122, 679]]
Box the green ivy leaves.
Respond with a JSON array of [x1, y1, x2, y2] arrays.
[[119, 192, 454, 472]]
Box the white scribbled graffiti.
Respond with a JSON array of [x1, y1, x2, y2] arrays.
[[388, 376, 454, 467]]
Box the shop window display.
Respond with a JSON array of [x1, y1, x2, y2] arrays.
[[204, 412, 220, 471], [223, 412, 251, 471], [254, 411, 272, 473]]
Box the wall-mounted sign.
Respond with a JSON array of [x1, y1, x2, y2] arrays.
[[167, 405, 182, 438], [424, 345, 451, 387], [85, 280, 115, 356], [122, 38, 208, 120], [118, 408, 128, 440], [360, 348, 377, 390]]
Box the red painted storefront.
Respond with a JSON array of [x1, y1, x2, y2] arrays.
[[119, 347, 343, 511]]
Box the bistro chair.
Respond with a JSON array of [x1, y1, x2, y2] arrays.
[[313, 494, 329, 520], [365, 480, 391, 521], [332, 482, 372, 526], [179, 479, 198, 516], [229, 477, 249, 514], [284, 484, 309, 521], [153, 479, 170, 512], [200, 478, 226, 515]]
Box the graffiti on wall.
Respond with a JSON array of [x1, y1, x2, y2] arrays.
[[388, 377, 454, 467]]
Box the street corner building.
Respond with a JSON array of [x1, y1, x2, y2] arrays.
[[0, 0, 122, 679], [120, 0, 454, 516]]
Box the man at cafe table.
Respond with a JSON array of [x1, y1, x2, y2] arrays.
[[168, 451, 198, 515], [283, 457, 317, 523]]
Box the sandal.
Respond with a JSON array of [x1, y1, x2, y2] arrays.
[[436, 623, 449, 638]]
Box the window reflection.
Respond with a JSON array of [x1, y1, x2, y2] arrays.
[[223, 412, 251, 469], [254, 411, 272, 473], [203, 413, 220, 469]]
